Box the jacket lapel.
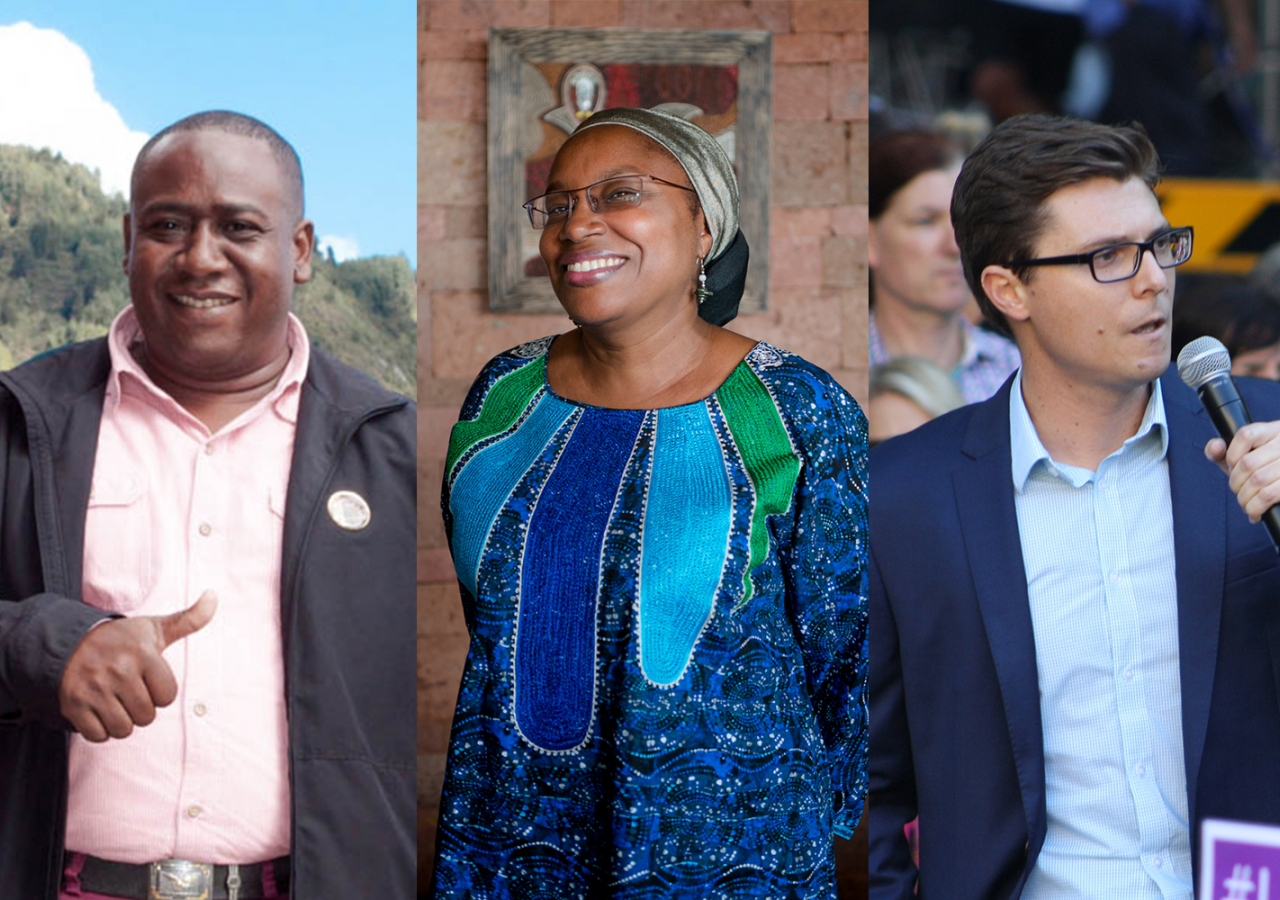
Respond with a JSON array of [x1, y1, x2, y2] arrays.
[[50, 387, 108, 598], [953, 380, 1047, 850], [0, 340, 110, 599], [1161, 371, 1224, 825], [279, 349, 408, 650]]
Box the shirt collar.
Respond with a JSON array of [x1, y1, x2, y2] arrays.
[[868, 310, 887, 366], [104, 305, 311, 426], [956, 318, 981, 370], [870, 309, 1004, 372], [957, 317, 1001, 367], [1009, 370, 1168, 492]]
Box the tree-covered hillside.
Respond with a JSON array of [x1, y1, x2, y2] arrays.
[[0, 144, 415, 396]]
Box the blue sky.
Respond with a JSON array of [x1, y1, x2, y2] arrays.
[[0, 2, 415, 265]]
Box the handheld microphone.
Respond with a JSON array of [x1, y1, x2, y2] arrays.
[[1177, 336, 1280, 552]]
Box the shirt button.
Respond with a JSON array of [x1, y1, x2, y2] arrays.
[[1124, 666, 1135, 681], [198, 522, 212, 537], [187, 805, 203, 819], [1136, 763, 1147, 777], [204, 444, 215, 456], [193, 702, 208, 717], [1111, 572, 1121, 583], [1152, 856, 1163, 869]]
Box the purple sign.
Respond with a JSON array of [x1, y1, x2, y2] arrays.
[[1202, 819, 1280, 899]]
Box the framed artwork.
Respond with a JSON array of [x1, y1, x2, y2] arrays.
[[487, 27, 773, 313]]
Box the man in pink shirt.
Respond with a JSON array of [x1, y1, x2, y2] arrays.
[[0, 112, 415, 900]]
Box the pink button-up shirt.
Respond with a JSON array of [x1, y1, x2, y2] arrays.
[[65, 306, 310, 864]]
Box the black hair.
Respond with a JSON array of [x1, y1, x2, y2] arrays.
[[132, 110, 304, 216]]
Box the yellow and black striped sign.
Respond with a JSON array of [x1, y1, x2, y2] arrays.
[[1158, 178, 1280, 274]]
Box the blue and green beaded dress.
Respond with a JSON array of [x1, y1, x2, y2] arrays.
[[432, 337, 868, 900]]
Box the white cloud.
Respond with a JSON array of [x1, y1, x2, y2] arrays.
[[319, 235, 360, 262], [0, 21, 148, 197]]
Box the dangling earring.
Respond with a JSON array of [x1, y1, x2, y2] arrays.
[[696, 256, 712, 305]]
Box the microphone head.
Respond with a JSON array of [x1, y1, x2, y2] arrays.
[[1177, 336, 1232, 389]]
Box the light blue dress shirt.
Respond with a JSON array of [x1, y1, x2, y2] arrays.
[[1010, 373, 1193, 899]]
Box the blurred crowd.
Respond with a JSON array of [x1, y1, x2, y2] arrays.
[[872, 0, 1265, 175], [868, 0, 1280, 445]]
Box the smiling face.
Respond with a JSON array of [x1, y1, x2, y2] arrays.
[[868, 164, 970, 317], [538, 125, 711, 329], [988, 176, 1175, 394], [124, 129, 314, 387]]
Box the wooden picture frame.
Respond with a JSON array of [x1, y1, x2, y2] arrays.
[[487, 27, 773, 313]]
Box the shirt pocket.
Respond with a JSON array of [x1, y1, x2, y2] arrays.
[[82, 468, 154, 613]]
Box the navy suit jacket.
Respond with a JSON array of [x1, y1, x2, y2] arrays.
[[869, 369, 1280, 899]]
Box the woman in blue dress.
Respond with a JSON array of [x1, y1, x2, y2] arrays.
[[431, 107, 867, 900]]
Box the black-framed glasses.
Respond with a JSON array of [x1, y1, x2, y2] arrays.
[[523, 174, 697, 229], [1005, 226, 1194, 283]]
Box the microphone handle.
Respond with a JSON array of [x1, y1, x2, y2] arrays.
[[1199, 376, 1280, 552]]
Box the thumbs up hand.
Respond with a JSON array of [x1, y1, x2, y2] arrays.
[[58, 591, 217, 742]]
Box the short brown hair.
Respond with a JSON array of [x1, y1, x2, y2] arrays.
[[951, 115, 1161, 337], [869, 130, 962, 220]]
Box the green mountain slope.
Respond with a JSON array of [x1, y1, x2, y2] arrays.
[[0, 144, 415, 396]]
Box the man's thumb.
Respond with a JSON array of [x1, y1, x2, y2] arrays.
[[157, 590, 218, 648]]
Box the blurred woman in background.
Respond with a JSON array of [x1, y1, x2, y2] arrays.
[[869, 129, 1020, 402]]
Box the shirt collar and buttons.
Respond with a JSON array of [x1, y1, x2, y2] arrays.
[[1009, 370, 1169, 493], [103, 305, 310, 431], [1008, 370, 1191, 899]]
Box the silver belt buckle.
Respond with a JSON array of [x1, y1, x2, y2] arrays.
[[149, 859, 213, 900]]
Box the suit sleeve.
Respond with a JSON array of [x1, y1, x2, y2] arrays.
[[0, 388, 112, 727], [868, 542, 921, 899], [0, 596, 113, 725], [779, 379, 869, 839]]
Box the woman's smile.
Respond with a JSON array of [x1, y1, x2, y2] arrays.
[[561, 251, 629, 286]]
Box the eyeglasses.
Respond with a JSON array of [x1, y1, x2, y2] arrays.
[[523, 174, 697, 230], [1005, 226, 1194, 283]]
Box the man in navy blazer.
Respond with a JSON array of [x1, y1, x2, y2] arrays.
[[870, 115, 1280, 899]]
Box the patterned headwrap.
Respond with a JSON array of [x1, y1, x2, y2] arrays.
[[573, 107, 749, 325]]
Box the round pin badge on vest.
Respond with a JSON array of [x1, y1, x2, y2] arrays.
[[327, 490, 371, 531]]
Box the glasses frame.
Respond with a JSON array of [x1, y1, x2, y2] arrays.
[[1005, 226, 1194, 283], [522, 174, 698, 230]]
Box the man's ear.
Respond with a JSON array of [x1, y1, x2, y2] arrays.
[[121, 214, 132, 274], [868, 220, 880, 270], [981, 264, 1032, 326], [293, 219, 315, 284]]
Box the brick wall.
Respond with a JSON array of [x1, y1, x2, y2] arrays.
[[418, 1, 868, 893]]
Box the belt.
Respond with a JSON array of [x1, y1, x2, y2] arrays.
[[77, 855, 290, 900]]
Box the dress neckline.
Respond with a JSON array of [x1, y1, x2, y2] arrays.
[[539, 334, 768, 413]]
